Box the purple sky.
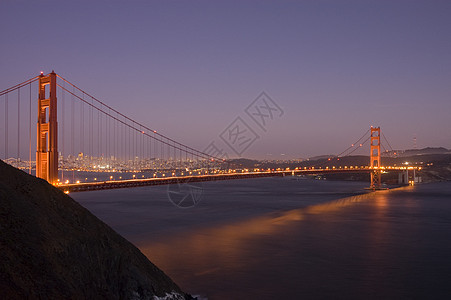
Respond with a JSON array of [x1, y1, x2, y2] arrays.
[[1, 0, 450, 159]]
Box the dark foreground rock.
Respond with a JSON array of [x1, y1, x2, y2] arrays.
[[0, 160, 192, 300]]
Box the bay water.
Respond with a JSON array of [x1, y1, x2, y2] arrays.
[[72, 178, 451, 299]]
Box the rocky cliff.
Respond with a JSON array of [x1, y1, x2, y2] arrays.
[[0, 160, 192, 299]]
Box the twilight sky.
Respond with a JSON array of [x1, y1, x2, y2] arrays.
[[1, 0, 450, 159]]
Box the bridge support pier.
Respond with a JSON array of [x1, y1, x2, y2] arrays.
[[398, 169, 420, 185], [36, 72, 58, 184]]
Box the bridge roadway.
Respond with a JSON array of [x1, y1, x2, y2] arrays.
[[57, 166, 417, 193]]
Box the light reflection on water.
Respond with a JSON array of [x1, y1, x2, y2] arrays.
[[137, 184, 451, 299], [139, 192, 377, 268], [74, 180, 451, 299]]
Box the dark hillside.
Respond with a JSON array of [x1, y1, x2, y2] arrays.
[[0, 160, 191, 299]]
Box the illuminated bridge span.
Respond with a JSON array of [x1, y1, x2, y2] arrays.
[[0, 72, 419, 192], [59, 166, 419, 193]]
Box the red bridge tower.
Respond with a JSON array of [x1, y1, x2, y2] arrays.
[[36, 72, 58, 184], [370, 126, 381, 189]]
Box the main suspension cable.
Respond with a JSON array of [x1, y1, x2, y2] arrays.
[[56, 74, 222, 161], [0, 76, 39, 97], [56, 83, 221, 160]]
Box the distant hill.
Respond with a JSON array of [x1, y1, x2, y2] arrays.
[[308, 155, 335, 161], [386, 147, 450, 157], [0, 160, 192, 299], [224, 151, 451, 182]]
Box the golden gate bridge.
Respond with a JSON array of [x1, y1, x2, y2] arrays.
[[0, 72, 419, 193]]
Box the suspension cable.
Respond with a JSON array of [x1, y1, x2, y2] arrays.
[[56, 74, 222, 161], [336, 129, 370, 158], [382, 133, 394, 152], [343, 136, 370, 156], [57, 83, 220, 160], [309, 132, 371, 168], [0, 76, 40, 97]]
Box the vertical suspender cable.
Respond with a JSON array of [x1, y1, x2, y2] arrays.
[[140, 126, 143, 162], [123, 120, 125, 163], [107, 108, 110, 164], [117, 113, 120, 162], [133, 126, 136, 170], [109, 111, 111, 164], [117, 115, 120, 162], [29, 83, 32, 174], [91, 97, 93, 159], [97, 107, 100, 158], [140, 126, 142, 164], [128, 125, 130, 164], [135, 125, 137, 168], [132, 122, 135, 169], [123, 117, 126, 163], [5, 94, 8, 158], [61, 84, 65, 182], [81, 93, 84, 157], [114, 115, 117, 162], [134, 125, 137, 169], [154, 132, 157, 163], [71, 92, 75, 183], [135, 128, 138, 170], [17, 89, 20, 159], [71, 93, 74, 160], [137, 126, 140, 165]]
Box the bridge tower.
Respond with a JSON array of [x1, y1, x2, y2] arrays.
[[370, 126, 381, 189], [36, 72, 58, 184]]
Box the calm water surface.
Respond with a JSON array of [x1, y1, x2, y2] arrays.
[[73, 178, 451, 299]]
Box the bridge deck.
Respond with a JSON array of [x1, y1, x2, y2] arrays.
[[57, 167, 419, 193], [57, 168, 382, 193]]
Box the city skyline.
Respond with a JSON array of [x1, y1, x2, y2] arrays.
[[1, 0, 450, 159]]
